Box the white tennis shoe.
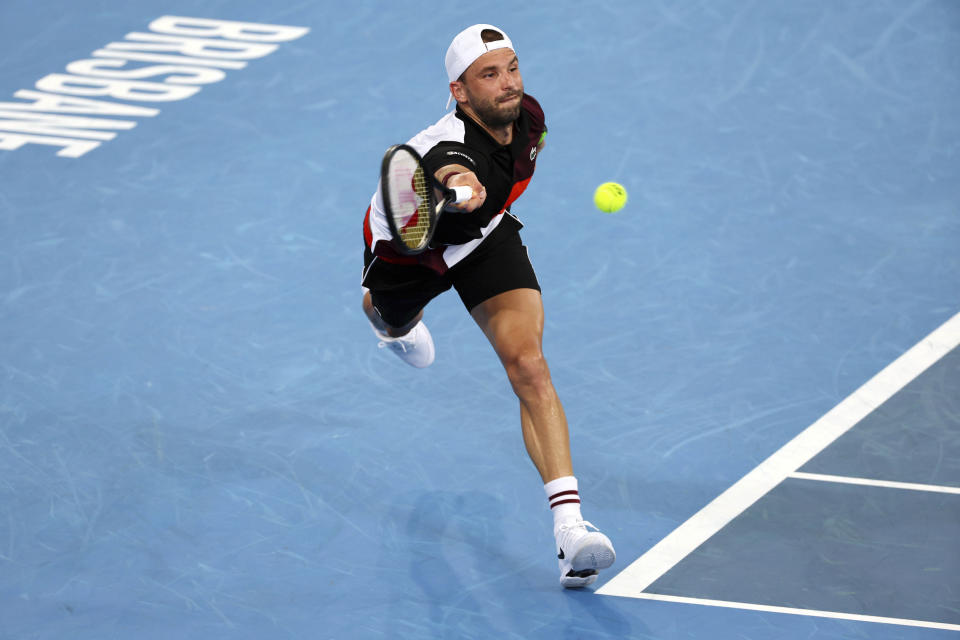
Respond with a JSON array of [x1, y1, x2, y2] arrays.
[[372, 320, 435, 368], [555, 520, 616, 588]]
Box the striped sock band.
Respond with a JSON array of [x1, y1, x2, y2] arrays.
[[548, 489, 581, 509], [544, 475, 582, 527]]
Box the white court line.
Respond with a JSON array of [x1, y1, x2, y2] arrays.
[[790, 471, 960, 495], [626, 593, 960, 633], [597, 310, 960, 630]]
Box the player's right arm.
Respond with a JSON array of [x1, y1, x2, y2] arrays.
[[435, 164, 486, 212], [424, 142, 488, 213]]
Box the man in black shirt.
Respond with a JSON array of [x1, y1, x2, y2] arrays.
[[361, 24, 615, 588]]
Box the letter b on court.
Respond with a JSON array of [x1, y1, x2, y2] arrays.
[[149, 16, 309, 42]]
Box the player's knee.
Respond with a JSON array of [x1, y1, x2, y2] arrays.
[[503, 348, 551, 393]]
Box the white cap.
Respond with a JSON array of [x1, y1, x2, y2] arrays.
[[444, 24, 514, 108]]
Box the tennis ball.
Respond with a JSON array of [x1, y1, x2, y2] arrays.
[[593, 182, 627, 213]]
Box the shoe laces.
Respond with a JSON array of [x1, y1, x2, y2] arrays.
[[375, 328, 416, 353], [378, 338, 406, 352], [556, 519, 598, 547]]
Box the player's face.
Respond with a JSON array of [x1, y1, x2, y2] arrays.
[[458, 48, 524, 128]]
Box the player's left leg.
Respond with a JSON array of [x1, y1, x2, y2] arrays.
[[470, 288, 615, 587], [470, 288, 570, 481]]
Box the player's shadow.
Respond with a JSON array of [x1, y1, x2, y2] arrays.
[[403, 490, 515, 634], [559, 587, 637, 639], [402, 490, 639, 638]]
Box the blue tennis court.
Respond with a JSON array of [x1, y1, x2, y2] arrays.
[[1, 1, 958, 639]]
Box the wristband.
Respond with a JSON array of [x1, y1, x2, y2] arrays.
[[441, 171, 463, 187]]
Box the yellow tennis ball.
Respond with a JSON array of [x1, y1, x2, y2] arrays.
[[593, 182, 627, 213]]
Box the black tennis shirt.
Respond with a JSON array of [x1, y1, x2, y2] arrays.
[[422, 94, 546, 247]]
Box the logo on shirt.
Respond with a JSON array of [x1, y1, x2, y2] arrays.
[[529, 146, 538, 161], [445, 150, 477, 166]]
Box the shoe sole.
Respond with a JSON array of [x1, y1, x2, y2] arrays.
[[570, 535, 616, 572], [559, 534, 616, 588], [560, 571, 598, 588]]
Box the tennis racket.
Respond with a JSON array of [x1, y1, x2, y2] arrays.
[[380, 144, 472, 255]]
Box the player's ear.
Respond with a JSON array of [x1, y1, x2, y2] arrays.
[[449, 81, 467, 105]]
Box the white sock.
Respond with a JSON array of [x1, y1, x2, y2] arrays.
[[544, 475, 583, 531]]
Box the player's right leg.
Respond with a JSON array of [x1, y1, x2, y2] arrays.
[[362, 289, 421, 337], [362, 289, 435, 368], [360, 248, 452, 369]]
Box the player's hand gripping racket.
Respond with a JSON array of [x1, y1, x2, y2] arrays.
[[380, 144, 472, 255]]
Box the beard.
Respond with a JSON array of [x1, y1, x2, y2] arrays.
[[469, 89, 524, 129]]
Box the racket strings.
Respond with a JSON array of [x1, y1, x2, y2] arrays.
[[401, 166, 432, 247], [383, 146, 437, 254], [389, 160, 432, 250]]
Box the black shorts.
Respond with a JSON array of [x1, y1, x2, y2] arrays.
[[361, 215, 541, 328]]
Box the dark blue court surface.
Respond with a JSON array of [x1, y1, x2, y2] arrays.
[[646, 458, 960, 626], [800, 346, 960, 487], [615, 343, 960, 628], [1, 2, 959, 639]]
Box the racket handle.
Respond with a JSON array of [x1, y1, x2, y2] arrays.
[[450, 185, 473, 204]]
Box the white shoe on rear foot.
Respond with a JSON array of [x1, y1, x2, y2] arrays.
[[372, 320, 435, 368]]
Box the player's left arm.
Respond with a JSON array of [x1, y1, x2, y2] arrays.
[[521, 94, 547, 156]]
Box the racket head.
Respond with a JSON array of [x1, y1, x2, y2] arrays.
[[380, 144, 438, 255]]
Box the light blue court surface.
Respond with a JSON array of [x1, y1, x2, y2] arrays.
[[1, 2, 958, 639]]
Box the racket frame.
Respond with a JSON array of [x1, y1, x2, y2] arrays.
[[380, 144, 466, 256]]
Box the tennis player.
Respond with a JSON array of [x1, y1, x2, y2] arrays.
[[361, 24, 615, 587]]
